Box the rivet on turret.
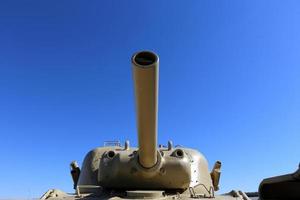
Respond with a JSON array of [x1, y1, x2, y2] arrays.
[[159, 167, 166, 175]]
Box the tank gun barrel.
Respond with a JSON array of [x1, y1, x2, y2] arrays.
[[132, 51, 159, 168]]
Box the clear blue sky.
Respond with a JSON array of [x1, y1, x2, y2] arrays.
[[0, 0, 299, 198]]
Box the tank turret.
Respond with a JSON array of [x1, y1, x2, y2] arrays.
[[76, 51, 213, 194]]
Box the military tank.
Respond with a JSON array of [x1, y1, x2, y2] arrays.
[[41, 51, 300, 200]]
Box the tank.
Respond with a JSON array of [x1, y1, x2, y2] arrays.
[[40, 51, 300, 200]]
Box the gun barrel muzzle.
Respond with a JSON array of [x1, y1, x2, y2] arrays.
[[132, 51, 159, 168]]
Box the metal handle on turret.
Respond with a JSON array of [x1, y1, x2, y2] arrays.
[[132, 51, 159, 168]]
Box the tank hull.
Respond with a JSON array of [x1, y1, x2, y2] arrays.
[[40, 190, 256, 200]]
